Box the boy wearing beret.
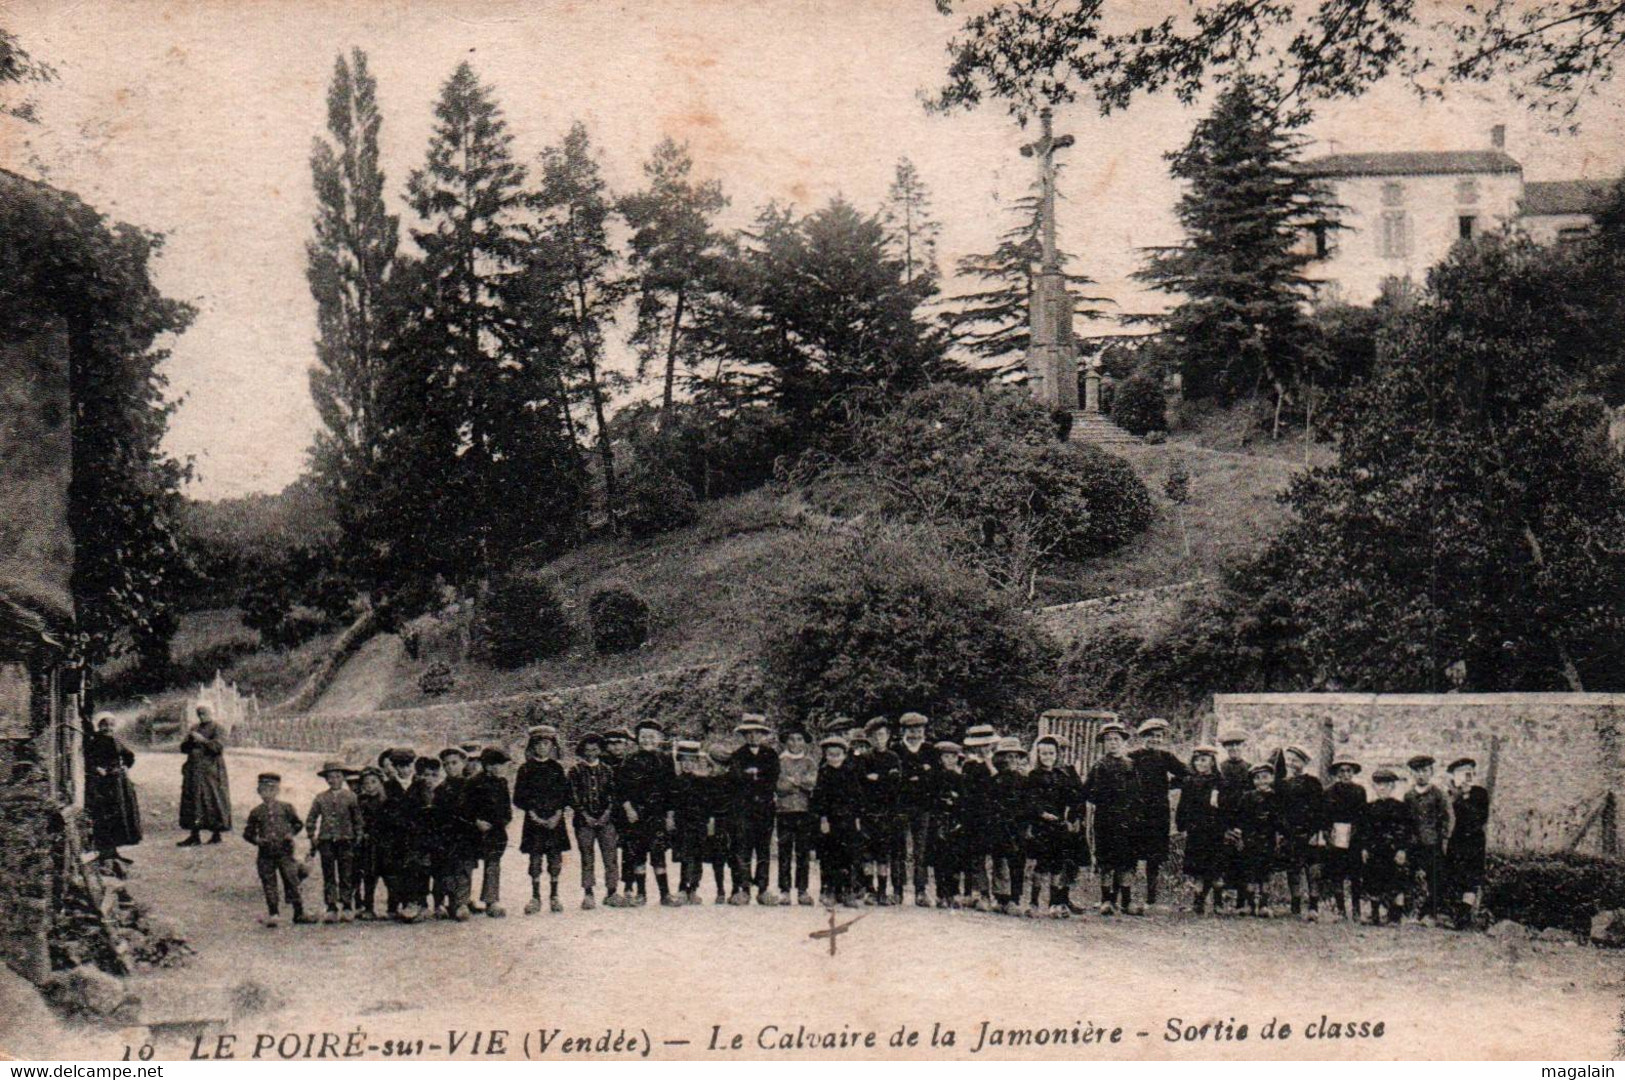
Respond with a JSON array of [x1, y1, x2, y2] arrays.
[[243, 772, 313, 927], [858, 718, 902, 906], [775, 725, 818, 906], [569, 733, 621, 909], [728, 716, 781, 905], [1445, 757, 1489, 930], [1321, 758, 1367, 921], [514, 726, 571, 914], [894, 713, 935, 906], [1129, 718, 1187, 915], [307, 761, 363, 923], [1363, 768, 1412, 924], [467, 747, 513, 917], [1277, 746, 1326, 920], [1085, 723, 1142, 916], [1404, 755, 1453, 925], [812, 736, 863, 907], [618, 720, 680, 907]]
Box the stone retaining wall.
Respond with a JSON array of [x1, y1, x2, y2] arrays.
[[1213, 693, 1625, 855]]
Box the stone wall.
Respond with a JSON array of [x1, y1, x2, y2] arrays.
[[230, 661, 767, 764], [1212, 693, 1625, 855]]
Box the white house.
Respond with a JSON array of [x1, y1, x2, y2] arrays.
[[1300, 126, 1617, 303]]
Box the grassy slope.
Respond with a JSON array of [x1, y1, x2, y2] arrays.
[[130, 408, 1322, 713]]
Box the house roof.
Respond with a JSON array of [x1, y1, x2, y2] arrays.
[[1522, 178, 1618, 217], [1299, 150, 1522, 179]]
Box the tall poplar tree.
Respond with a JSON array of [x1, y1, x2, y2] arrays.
[[880, 156, 942, 288], [306, 48, 398, 580]]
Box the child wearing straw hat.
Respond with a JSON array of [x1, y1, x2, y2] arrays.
[[959, 725, 1000, 911]]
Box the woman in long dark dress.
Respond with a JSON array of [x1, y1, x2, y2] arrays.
[[85, 714, 142, 869], [178, 703, 231, 845]]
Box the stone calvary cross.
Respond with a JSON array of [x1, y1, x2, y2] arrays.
[[1021, 108, 1083, 413], [809, 907, 867, 956]]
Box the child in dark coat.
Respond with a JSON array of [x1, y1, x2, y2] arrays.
[[513, 725, 572, 914], [467, 747, 513, 917], [354, 767, 390, 920], [928, 742, 966, 908], [1026, 735, 1081, 917], [1176, 745, 1225, 914], [1085, 723, 1141, 916], [1445, 756, 1489, 930], [812, 736, 864, 907], [1321, 758, 1366, 921], [1277, 745, 1326, 920], [1234, 763, 1283, 917], [991, 738, 1031, 914], [1362, 768, 1413, 925], [674, 743, 734, 903], [243, 773, 311, 927], [1128, 718, 1187, 914]]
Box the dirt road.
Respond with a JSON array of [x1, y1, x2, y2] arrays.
[[60, 749, 1625, 1061]]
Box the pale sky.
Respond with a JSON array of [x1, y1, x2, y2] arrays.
[[3, 0, 1623, 499]]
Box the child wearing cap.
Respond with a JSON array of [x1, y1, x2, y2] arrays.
[[467, 747, 513, 917], [617, 721, 680, 907], [775, 725, 818, 906], [1176, 746, 1225, 914], [514, 727, 572, 915], [430, 748, 480, 920], [568, 734, 621, 909], [602, 730, 637, 898], [1235, 763, 1284, 917], [1277, 746, 1326, 921], [857, 719, 902, 906], [1362, 768, 1412, 924], [894, 713, 935, 907], [728, 716, 781, 905], [674, 743, 733, 904], [243, 773, 312, 927], [307, 761, 364, 923], [1321, 758, 1367, 922], [1445, 757, 1489, 930], [1404, 755, 1453, 926], [1027, 735, 1082, 917], [1129, 719, 1188, 915], [1215, 731, 1253, 913], [928, 741, 966, 908], [812, 736, 863, 907], [1084, 724, 1142, 916]]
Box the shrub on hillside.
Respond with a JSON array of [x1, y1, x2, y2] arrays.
[[759, 536, 1054, 731], [1112, 373, 1168, 435], [470, 572, 574, 670], [589, 586, 651, 653], [418, 661, 456, 697], [620, 465, 700, 539], [1028, 443, 1157, 559]]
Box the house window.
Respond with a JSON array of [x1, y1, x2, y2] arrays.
[[1456, 178, 1480, 204], [1459, 215, 1476, 240], [1382, 182, 1406, 206], [1380, 211, 1411, 258]]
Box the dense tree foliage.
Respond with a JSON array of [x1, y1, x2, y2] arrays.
[[1136, 78, 1340, 415]]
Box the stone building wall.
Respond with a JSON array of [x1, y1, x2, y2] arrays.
[[1212, 693, 1624, 855]]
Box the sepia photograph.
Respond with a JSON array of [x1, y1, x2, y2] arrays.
[[1, 0, 1624, 1063]]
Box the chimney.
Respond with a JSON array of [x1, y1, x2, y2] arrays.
[[1491, 124, 1506, 150]]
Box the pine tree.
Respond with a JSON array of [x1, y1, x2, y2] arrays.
[[1136, 76, 1339, 413], [306, 48, 399, 586], [395, 61, 582, 583], [619, 137, 729, 424], [881, 156, 941, 288], [942, 184, 1107, 368], [528, 122, 632, 528]]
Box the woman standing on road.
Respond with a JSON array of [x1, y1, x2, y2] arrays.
[[85, 713, 142, 871], [178, 703, 232, 845]]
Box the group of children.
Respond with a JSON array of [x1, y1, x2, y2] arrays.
[[242, 713, 1490, 931]]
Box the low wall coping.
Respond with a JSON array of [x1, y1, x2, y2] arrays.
[[1216, 692, 1625, 707]]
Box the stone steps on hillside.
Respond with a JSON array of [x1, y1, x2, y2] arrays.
[[1068, 411, 1141, 447]]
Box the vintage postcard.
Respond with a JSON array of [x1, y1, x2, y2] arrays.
[[2, 0, 1623, 1063]]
